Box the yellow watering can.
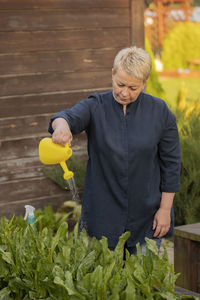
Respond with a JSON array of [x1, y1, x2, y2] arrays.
[[39, 137, 74, 180]]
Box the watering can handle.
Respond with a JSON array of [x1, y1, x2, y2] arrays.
[[39, 137, 74, 180]]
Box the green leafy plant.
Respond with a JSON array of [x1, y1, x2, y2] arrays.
[[174, 109, 200, 225], [161, 83, 200, 226], [0, 208, 198, 299], [145, 38, 166, 99]]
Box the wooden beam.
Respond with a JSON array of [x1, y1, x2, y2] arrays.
[[154, 0, 165, 47], [0, 49, 119, 76], [0, 0, 129, 10], [0, 9, 129, 32], [130, 0, 145, 48], [0, 28, 130, 53], [0, 70, 112, 97], [0, 194, 71, 218], [0, 90, 106, 118]]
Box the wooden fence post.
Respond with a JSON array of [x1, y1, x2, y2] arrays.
[[130, 0, 145, 48]]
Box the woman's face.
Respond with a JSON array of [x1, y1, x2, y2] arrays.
[[112, 69, 146, 105]]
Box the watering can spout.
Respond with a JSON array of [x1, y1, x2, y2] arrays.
[[39, 137, 74, 180]]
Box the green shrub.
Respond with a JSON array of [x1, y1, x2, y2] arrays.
[[174, 109, 200, 225], [162, 22, 200, 70], [162, 83, 200, 226], [0, 209, 194, 299], [145, 38, 166, 99]]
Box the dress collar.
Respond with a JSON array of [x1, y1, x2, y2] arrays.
[[111, 90, 143, 108]]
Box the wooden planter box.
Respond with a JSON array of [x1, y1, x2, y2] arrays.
[[174, 223, 200, 294], [175, 286, 200, 299]]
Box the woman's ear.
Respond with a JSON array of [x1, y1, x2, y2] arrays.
[[112, 68, 115, 82], [112, 68, 117, 76], [143, 81, 147, 91]]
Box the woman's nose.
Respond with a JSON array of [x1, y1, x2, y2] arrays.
[[121, 86, 129, 96]]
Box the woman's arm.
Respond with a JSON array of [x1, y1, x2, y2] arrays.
[[153, 192, 175, 238], [48, 94, 98, 141], [154, 108, 181, 238]]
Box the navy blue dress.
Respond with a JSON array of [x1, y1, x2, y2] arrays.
[[49, 90, 181, 248]]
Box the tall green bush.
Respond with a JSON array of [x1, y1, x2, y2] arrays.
[[162, 22, 200, 70], [145, 39, 166, 99], [174, 109, 200, 225]]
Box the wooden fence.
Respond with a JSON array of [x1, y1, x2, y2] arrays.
[[0, 0, 145, 217]]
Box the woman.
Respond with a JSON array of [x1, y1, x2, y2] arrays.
[[48, 46, 181, 254]]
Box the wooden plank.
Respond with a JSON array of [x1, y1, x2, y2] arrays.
[[0, 70, 112, 97], [0, 0, 129, 9], [0, 177, 69, 203], [174, 235, 200, 293], [174, 223, 200, 242], [0, 9, 129, 31], [0, 152, 87, 183], [0, 28, 130, 53], [130, 0, 145, 48], [0, 89, 107, 118], [0, 156, 43, 182], [0, 113, 89, 139], [0, 194, 72, 218], [0, 89, 108, 118], [0, 114, 51, 139], [0, 136, 41, 160], [0, 135, 87, 160], [0, 48, 119, 76]]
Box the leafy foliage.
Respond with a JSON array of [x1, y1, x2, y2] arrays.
[[162, 22, 200, 70], [0, 209, 197, 299], [158, 79, 200, 225], [163, 82, 200, 226], [145, 38, 166, 99], [174, 109, 200, 225]]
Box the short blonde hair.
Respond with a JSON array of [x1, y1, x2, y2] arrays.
[[113, 46, 152, 81]]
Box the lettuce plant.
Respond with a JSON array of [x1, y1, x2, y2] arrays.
[[0, 208, 198, 299]]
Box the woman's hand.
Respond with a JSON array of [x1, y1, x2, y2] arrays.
[[152, 207, 171, 238], [52, 118, 73, 146], [153, 192, 175, 238]]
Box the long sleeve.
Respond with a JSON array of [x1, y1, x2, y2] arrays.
[[48, 94, 98, 135], [158, 111, 181, 193]]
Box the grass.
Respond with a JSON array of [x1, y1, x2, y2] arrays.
[[159, 77, 200, 109]]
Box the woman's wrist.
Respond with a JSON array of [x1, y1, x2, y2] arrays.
[[159, 207, 171, 212], [52, 117, 69, 131], [159, 192, 175, 211]]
